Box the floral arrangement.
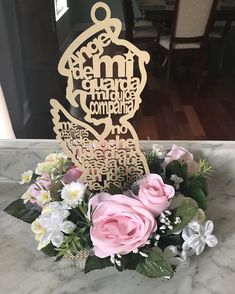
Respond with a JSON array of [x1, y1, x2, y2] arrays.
[[4, 145, 218, 279]]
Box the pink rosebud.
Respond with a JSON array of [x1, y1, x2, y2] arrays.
[[163, 145, 198, 177], [138, 174, 175, 217], [63, 166, 82, 184], [89, 193, 157, 258], [23, 173, 51, 205], [30, 173, 51, 198]]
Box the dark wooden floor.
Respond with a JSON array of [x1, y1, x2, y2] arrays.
[[133, 71, 235, 140]]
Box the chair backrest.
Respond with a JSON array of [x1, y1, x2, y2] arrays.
[[171, 0, 218, 47], [121, 0, 135, 41]]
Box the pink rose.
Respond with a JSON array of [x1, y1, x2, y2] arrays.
[[63, 166, 82, 184], [89, 193, 157, 258], [163, 145, 198, 177], [138, 174, 175, 217]]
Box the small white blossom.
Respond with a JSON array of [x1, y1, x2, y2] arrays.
[[151, 144, 166, 159], [110, 254, 122, 267], [139, 251, 148, 258], [110, 255, 115, 264], [155, 234, 160, 241], [61, 182, 86, 208], [165, 218, 171, 226], [165, 210, 172, 216], [182, 220, 218, 255], [115, 260, 121, 267], [174, 217, 181, 224], [170, 174, 184, 190], [20, 170, 33, 184], [37, 190, 51, 206], [21, 189, 34, 204]]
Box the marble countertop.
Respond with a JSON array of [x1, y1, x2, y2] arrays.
[[0, 139, 235, 294]]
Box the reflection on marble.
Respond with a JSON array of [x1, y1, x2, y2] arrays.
[[0, 139, 235, 294]]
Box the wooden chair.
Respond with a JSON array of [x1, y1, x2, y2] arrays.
[[121, 0, 158, 43], [156, 0, 218, 88]]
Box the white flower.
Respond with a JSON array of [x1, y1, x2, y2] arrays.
[[154, 246, 190, 270], [37, 190, 51, 206], [20, 170, 33, 184], [45, 153, 68, 162], [61, 182, 86, 208], [35, 162, 55, 175], [31, 219, 47, 248], [35, 153, 68, 175], [182, 220, 218, 255], [31, 202, 76, 250], [21, 189, 34, 204], [170, 174, 184, 190]]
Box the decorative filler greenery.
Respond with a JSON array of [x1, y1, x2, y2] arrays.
[[4, 145, 218, 279]]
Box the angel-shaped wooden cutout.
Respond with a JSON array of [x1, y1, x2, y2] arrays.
[[51, 2, 150, 191]]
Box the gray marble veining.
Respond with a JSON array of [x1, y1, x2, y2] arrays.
[[0, 139, 235, 294]]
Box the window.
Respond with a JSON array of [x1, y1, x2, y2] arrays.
[[54, 0, 69, 22]]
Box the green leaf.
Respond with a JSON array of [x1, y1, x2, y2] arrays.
[[136, 250, 174, 278], [185, 186, 207, 210], [29, 172, 39, 184], [165, 160, 188, 181], [4, 199, 41, 223], [115, 253, 142, 272], [69, 207, 87, 224], [195, 176, 208, 197], [158, 235, 182, 248], [41, 243, 58, 257], [146, 153, 163, 174], [166, 204, 198, 235], [85, 256, 113, 273]]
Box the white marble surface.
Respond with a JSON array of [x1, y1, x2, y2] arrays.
[[0, 139, 235, 294]]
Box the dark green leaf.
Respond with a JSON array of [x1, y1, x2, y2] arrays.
[[4, 199, 41, 223], [146, 154, 163, 174], [115, 253, 142, 271], [69, 207, 86, 224], [29, 172, 39, 185], [195, 176, 208, 196], [85, 256, 113, 273], [41, 243, 58, 257], [185, 186, 207, 210], [165, 160, 188, 181], [136, 250, 174, 278], [158, 235, 182, 248], [166, 204, 198, 235]]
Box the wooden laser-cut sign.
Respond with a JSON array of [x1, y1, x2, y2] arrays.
[[50, 2, 150, 191]]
